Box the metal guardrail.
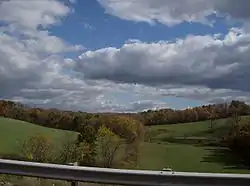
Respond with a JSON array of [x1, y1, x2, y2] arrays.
[[1, 159, 250, 186]]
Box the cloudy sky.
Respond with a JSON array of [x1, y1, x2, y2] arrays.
[[1, 0, 250, 112]]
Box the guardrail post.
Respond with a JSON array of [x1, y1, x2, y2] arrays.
[[71, 180, 78, 186], [69, 162, 78, 186]]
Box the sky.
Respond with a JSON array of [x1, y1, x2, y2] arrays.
[[1, 0, 250, 113]]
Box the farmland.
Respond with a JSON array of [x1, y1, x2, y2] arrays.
[[1, 116, 250, 173]]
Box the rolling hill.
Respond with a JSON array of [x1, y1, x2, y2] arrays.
[[0, 117, 77, 154], [1, 116, 250, 173]]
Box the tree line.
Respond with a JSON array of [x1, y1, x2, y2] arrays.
[[138, 100, 250, 125], [1, 100, 250, 131]]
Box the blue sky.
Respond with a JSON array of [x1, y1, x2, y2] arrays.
[[1, 0, 250, 112], [53, 1, 235, 50]]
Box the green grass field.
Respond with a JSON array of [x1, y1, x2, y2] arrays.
[[0, 117, 77, 154], [139, 142, 250, 173], [140, 115, 250, 173], [148, 115, 250, 141], [1, 116, 250, 173], [148, 119, 226, 137]]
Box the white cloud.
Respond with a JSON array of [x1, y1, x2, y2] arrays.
[[75, 28, 250, 90], [0, 0, 170, 112], [0, 0, 71, 30], [98, 0, 250, 26], [0, 0, 102, 111], [2, 0, 250, 113], [74, 27, 250, 105]]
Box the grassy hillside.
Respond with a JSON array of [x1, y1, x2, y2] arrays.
[[1, 116, 250, 173], [139, 142, 250, 173], [139, 115, 250, 173], [0, 117, 77, 154], [147, 115, 250, 141]]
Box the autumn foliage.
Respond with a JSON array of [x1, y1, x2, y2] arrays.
[[1, 99, 250, 166]]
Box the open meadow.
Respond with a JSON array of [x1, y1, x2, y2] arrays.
[[1, 116, 250, 173], [0, 117, 77, 155], [139, 115, 250, 173]]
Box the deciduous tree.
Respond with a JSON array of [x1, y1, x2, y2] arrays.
[[96, 125, 123, 168], [20, 133, 53, 163]]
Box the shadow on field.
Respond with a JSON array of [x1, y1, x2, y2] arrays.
[[191, 125, 231, 138], [202, 147, 250, 170]]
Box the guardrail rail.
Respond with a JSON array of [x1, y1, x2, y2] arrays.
[[1, 158, 250, 186]]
